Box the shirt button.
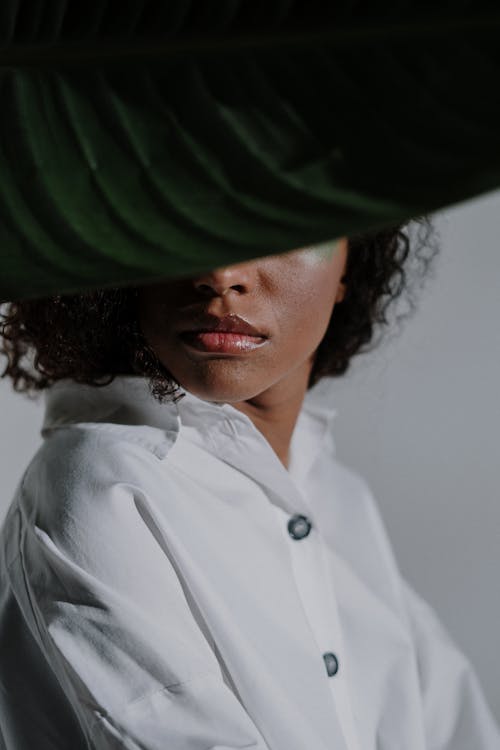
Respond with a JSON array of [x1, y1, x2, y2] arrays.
[[287, 514, 312, 540], [323, 652, 339, 677]]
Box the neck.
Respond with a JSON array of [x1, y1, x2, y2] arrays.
[[229, 360, 313, 469]]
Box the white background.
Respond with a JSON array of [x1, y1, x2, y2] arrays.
[[1, 189, 499, 721]]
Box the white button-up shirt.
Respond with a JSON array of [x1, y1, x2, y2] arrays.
[[0, 374, 498, 750]]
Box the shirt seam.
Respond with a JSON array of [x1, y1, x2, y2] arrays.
[[44, 422, 175, 458]]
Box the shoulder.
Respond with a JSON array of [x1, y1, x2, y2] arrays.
[[22, 425, 156, 507], [15, 424, 176, 567], [25, 421, 174, 493], [3, 426, 210, 675]]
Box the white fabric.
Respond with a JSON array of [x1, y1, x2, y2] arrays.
[[0, 374, 498, 750]]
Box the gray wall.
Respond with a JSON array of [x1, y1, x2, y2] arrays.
[[331, 190, 500, 720], [1, 190, 499, 721]]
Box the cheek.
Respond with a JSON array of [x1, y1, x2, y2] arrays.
[[291, 261, 340, 316], [275, 274, 336, 356]]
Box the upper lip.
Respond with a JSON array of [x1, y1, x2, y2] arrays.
[[180, 313, 267, 338]]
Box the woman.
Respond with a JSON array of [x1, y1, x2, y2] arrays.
[[0, 222, 498, 749]]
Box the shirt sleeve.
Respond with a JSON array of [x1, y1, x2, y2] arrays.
[[18, 429, 270, 750], [401, 579, 500, 749]]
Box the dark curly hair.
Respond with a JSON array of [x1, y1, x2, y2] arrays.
[[0, 216, 438, 404]]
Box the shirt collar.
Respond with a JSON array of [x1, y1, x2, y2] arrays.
[[41, 374, 337, 497]]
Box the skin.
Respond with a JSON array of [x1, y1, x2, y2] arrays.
[[137, 238, 349, 469]]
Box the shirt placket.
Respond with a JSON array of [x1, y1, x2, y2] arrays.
[[211, 414, 361, 750], [270, 496, 362, 750]]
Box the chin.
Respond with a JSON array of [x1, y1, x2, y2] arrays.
[[181, 380, 264, 405]]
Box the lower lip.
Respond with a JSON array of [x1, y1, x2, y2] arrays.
[[180, 331, 268, 354]]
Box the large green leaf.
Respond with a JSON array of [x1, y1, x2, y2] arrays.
[[1, 2, 499, 301]]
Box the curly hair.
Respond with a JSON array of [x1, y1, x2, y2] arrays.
[[0, 216, 438, 404]]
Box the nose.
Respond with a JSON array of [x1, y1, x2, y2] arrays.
[[192, 262, 257, 297]]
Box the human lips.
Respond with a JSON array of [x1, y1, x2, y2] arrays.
[[180, 313, 268, 338], [180, 330, 268, 354], [178, 313, 269, 355]]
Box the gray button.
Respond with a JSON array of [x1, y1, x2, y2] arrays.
[[323, 652, 339, 677], [287, 514, 312, 540]]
